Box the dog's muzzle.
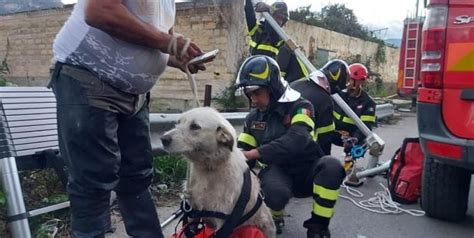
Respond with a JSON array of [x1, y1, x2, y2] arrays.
[[161, 133, 172, 147]]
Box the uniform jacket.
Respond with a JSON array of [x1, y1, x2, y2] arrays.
[[333, 89, 376, 142], [238, 98, 323, 174], [290, 79, 335, 148]]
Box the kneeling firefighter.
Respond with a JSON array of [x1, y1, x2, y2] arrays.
[[236, 55, 346, 238], [290, 59, 350, 155]]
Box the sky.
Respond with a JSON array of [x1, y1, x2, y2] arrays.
[[61, 0, 426, 39]]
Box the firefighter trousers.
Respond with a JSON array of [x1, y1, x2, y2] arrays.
[[258, 156, 345, 226], [50, 62, 163, 238]]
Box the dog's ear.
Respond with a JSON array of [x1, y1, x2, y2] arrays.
[[216, 126, 234, 151]]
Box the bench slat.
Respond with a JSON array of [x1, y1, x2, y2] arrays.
[[0, 92, 55, 98], [1, 98, 57, 104], [0, 108, 57, 116], [1, 103, 56, 110], [1, 124, 57, 134], [6, 140, 58, 152], [4, 130, 57, 140], [6, 119, 57, 128], [3, 135, 58, 146], [0, 87, 53, 92], [3, 114, 56, 122]]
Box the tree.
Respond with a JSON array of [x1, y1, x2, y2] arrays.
[[319, 4, 369, 39], [290, 4, 377, 41]]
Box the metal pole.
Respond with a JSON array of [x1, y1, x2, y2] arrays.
[[256, 9, 385, 153], [204, 84, 212, 107], [1, 157, 31, 238]]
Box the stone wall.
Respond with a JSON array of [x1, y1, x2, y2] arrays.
[[0, 1, 400, 112]]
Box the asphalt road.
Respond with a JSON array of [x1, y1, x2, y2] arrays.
[[110, 112, 474, 238], [280, 112, 474, 238]]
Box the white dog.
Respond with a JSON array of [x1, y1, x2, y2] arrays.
[[161, 107, 275, 237]]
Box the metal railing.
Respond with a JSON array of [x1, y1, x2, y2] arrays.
[[150, 104, 394, 154]]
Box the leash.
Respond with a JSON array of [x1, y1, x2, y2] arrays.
[[168, 33, 201, 107]]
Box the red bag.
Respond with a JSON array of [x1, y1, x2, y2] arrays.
[[171, 223, 266, 238], [388, 137, 425, 204]]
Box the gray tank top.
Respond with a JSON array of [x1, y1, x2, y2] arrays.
[[53, 0, 176, 94]]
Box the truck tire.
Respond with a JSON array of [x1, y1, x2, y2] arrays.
[[421, 156, 472, 221]]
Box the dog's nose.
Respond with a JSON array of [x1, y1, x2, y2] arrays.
[[161, 134, 172, 147]]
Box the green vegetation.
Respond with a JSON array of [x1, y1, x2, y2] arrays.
[[152, 154, 187, 186], [290, 4, 386, 45]]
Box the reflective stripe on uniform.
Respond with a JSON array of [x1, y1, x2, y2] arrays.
[[311, 131, 317, 141], [316, 122, 335, 135], [312, 202, 334, 218], [291, 114, 315, 130], [249, 24, 259, 36], [313, 184, 339, 200], [249, 40, 257, 48], [256, 44, 279, 55], [238, 133, 258, 147], [281, 71, 287, 77], [361, 115, 376, 123], [333, 111, 371, 125], [296, 58, 309, 77]]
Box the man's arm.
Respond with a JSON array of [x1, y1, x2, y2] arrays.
[[84, 0, 201, 61], [245, 0, 257, 32], [277, 45, 291, 78]]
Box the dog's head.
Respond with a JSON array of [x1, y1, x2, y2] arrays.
[[161, 107, 237, 166]]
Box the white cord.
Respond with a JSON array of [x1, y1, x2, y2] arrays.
[[184, 64, 201, 108], [339, 178, 426, 217]]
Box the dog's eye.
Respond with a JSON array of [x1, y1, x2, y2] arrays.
[[190, 123, 201, 130]]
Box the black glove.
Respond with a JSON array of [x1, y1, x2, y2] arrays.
[[254, 2, 271, 12]]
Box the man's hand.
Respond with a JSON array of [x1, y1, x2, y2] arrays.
[[168, 56, 206, 74], [254, 2, 271, 12], [243, 149, 260, 161]]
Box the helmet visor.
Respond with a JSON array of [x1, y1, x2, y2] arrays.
[[308, 70, 330, 93]]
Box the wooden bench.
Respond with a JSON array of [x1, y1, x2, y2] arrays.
[[0, 87, 68, 238]]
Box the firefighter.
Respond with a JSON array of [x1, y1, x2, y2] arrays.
[[290, 60, 350, 155], [245, 0, 288, 58], [236, 55, 345, 238], [332, 63, 376, 158]]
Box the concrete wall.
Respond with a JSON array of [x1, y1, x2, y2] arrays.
[[0, 1, 399, 112]]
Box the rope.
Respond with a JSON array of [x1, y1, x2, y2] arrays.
[[167, 33, 201, 109], [339, 178, 425, 216]]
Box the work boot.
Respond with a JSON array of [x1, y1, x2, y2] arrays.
[[273, 216, 285, 234], [303, 219, 330, 238]]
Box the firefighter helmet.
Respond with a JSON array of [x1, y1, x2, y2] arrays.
[[271, 2, 289, 25], [235, 55, 300, 102], [321, 59, 350, 93], [349, 63, 369, 81]]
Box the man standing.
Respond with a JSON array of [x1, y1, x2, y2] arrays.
[[50, 1, 209, 237], [236, 55, 345, 238], [332, 63, 376, 158]]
